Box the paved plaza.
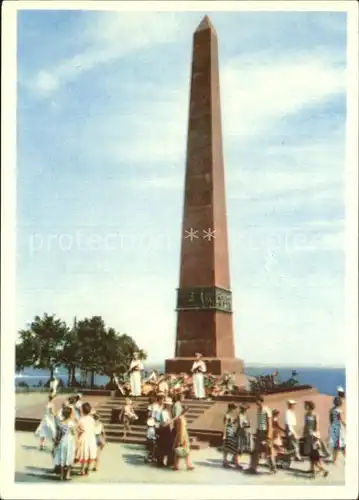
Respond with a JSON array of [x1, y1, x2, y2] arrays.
[[15, 431, 344, 485], [16, 392, 108, 418]]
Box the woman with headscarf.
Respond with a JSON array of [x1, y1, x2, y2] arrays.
[[191, 353, 207, 400], [128, 352, 144, 397], [329, 396, 346, 464]]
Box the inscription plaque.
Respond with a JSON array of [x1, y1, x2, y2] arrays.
[[177, 286, 232, 313]]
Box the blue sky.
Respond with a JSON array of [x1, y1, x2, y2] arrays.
[[17, 10, 346, 366]]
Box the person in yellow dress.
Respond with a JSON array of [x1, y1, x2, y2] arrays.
[[173, 414, 194, 471]]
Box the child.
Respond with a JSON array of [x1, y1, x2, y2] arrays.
[[145, 417, 156, 463], [121, 398, 138, 439], [310, 432, 329, 478], [93, 413, 106, 471]]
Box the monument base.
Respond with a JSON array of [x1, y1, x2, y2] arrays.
[[165, 357, 245, 377]]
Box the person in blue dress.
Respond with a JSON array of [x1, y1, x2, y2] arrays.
[[329, 396, 346, 464], [53, 406, 77, 481]]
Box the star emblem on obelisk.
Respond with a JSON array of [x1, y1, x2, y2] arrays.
[[184, 228, 199, 241], [203, 228, 216, 241]]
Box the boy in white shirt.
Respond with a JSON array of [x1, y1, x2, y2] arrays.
[[285, 400, 302, 461]]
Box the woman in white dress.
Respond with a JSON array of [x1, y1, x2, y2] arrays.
[[191, 353, 207, 399], [128, 352, 144, 397], [35, 395, 57, 450], [53, 406, 77, 480], [76, 402, 97, 475]]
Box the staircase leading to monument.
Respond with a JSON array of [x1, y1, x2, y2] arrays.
[[96, 396, 215, 448]]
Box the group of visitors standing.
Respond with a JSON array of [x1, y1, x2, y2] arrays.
[[145, 392, 194, 470], [34, 360, 346, 481], [35, 393, 106, 480], [221, 386, 346, 478]]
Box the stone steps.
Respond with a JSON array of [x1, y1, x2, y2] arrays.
[[97, 398, 215, 448], [16, 417, 40, 432], [15, 397, 217, 449], [98, 397, 213, 407]]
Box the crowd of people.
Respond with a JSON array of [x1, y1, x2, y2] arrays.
[[35, 393, 106, 480], [220, 387, 346, 478], [34, 383, 345, 480], [34, 390, 195, 479], [127, 392, 195, 470], [32, 351, 345, 482]]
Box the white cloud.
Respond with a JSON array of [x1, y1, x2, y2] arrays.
[[35, 71, 60, 94], [17, 13, 347, 367], [221, 53, 345, 140], [31, 12, 184, 97], [70, 50, 345, 209]]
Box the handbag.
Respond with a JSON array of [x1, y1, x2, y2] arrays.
[[175, 446, 189, 458], [96, 434, 105, 447]]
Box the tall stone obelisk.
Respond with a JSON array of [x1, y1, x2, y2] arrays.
[[166, 16, 245, 377]]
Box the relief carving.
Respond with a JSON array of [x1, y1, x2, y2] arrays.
[[177, 287, 232, 312]]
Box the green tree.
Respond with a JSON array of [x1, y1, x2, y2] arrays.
[[17, 313, 69, 378], [76, 316, 108, 387], [59, 326, 80, 386], [104, 333, 147, 376], [16, 314, 148, 388], [16, 337, 36, 372]]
